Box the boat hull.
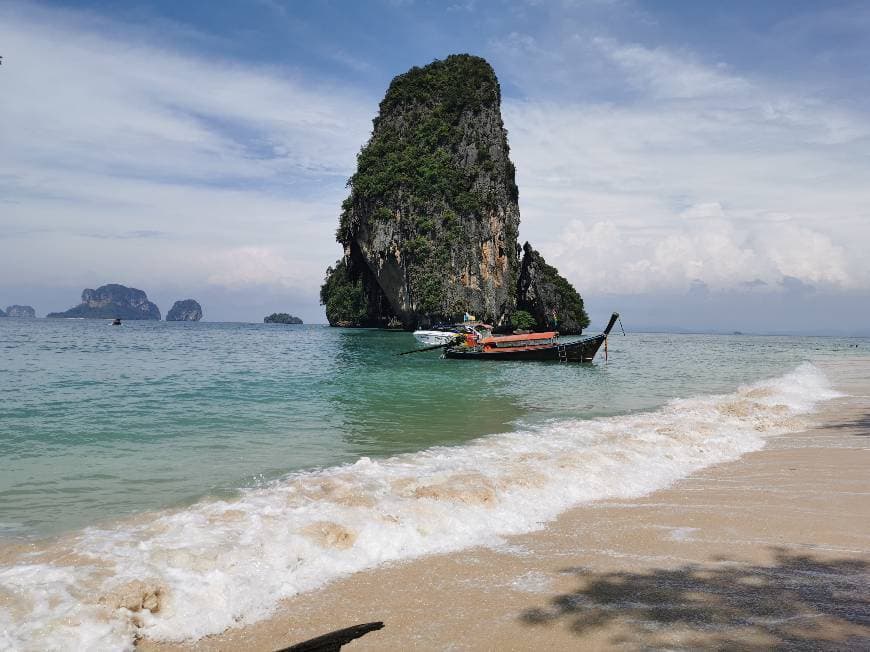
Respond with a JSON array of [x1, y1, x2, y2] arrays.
[[443, 333, 607, 362]]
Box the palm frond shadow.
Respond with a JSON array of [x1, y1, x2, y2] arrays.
[[520, 548, 869, 650]]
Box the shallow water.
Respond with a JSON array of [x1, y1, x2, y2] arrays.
[[0, 319, 865, 539], [0, 319, 867, 649]]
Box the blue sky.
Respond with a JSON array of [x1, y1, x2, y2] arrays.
[[1, 0, 869, 332]]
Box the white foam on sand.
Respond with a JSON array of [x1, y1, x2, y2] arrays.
[[0, 363, 841, 651]]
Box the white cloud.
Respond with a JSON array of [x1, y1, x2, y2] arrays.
[[544, 214, 850, 294], [498, 32, 870, 295], [590, 36, 750, 99], [2, 2, 869, 327], [0, 3, 372, 302]]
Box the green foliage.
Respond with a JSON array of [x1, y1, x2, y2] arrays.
[[263, 313, 302, 324], [537, 257, 590, 331], [374, 206, 393, 221], [339, 54, 501, 234], [404, 235, 432, 260], [377, 54, 500, 119], [511, 310, 536, 331], [413, 214, 436, 233], [319, 260, 370, 325]]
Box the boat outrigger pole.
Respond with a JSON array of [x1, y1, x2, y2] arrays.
[[603, 312, 620, 362]]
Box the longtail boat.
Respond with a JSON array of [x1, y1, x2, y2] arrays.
[[443, 312, 620, 362]]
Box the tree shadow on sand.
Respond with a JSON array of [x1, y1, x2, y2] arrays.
[[813, 410, 870, 435], [520, 548, 869, 650]]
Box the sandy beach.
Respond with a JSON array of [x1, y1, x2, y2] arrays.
[[139, 357, 870, 651]]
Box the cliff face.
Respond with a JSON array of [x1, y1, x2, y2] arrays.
[[5, 305, 36, 318], [516, 243, 590, 335], [166, 299, 202, 322], [47, 284, 161, 320], [321, 54, 589, 334], [323, 55, 520, 330]]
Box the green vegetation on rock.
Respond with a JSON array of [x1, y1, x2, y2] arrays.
[[320, 260, 370, 326], [511, 310, 537, 331], [263, 313, 303, 325]]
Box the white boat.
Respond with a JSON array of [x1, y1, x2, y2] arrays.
[[412, 329, 459, 346]]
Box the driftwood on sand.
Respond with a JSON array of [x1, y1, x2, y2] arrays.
[[276, 621, 385, 652]]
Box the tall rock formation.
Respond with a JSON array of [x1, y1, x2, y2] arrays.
[[322, 54, 520, 330], [166, 299, 202, 322], [516, 243, 589, 335], [321, 54, 588, 334], [5, 305, 36, 318], [47, 284, 161, 320]]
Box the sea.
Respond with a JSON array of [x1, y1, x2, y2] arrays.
[[0, 318, 865, 650]]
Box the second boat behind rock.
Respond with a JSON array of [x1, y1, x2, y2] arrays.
[[443, 313, 621, 362]]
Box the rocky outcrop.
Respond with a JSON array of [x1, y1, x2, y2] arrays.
[[516, 243, 589, 335], [166, 299, 202, 322], [264, 313, 303, 324], [0, 307, 5, 317], [320, 54, 587, 333], [47, 284, 161, 320], [322, 54, 520, 330], [5, 305, 36, 318]]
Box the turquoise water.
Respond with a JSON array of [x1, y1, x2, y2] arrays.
[[0, 318, 865, 540]]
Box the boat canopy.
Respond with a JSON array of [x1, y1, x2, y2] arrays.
[[480, 331, 557, 344]]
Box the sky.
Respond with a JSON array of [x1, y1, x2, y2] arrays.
[[1, 0, 869, 333]]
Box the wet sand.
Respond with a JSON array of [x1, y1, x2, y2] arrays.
[[142, 358, 870, 651]]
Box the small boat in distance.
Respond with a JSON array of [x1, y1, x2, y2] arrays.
[[443, 313, 621, 362], [111, 318, 122, 326]]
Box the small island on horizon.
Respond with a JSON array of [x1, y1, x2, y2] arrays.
[[166, 299, 203, 322], [4, 305, 37, 318], [47, 284, 162, 320], [264, 312, 303, 324]]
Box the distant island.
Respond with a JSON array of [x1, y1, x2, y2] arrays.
[[47, 284, 161, 320], [5, 305, 36, 318], [264, 313, 303, 324], [166, 299, 202, 322]]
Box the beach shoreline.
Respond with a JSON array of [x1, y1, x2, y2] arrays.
[[141, 357, 870, 651]]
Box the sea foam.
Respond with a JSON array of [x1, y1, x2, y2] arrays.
[[0, 363, 840, 651]]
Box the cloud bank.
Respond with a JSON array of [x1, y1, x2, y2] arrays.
[[1, 1, 868, 329]]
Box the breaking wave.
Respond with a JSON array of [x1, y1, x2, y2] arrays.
[[0, 363, 840, 650]]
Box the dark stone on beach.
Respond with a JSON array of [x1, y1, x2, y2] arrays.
[[279, 621, 384, 651], [264, 313, 303, 324], [47, 284, 161, 320], [5, 305, 36, 318], [166, 299, 202, 321]]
